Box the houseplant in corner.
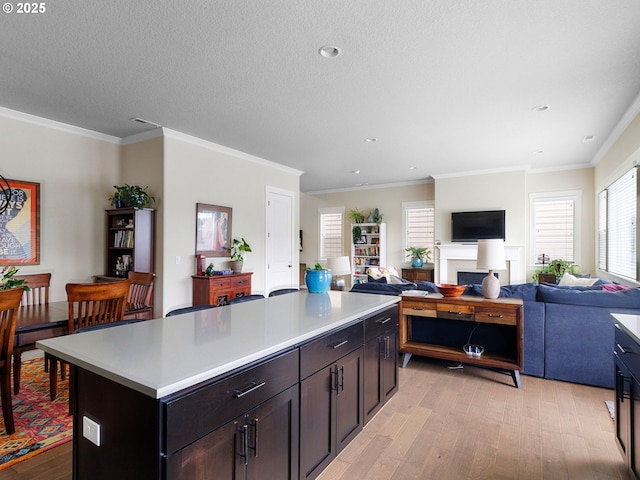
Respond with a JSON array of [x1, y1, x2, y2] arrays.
[[109, 184, 155, 209], [229, 237, 252, 273], [405, 246, 431, 268]]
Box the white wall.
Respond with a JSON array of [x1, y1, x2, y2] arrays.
[[0, 111, 120, 301]]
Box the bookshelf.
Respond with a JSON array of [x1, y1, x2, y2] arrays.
[[351, 222, 386, 284], [105, 208, 155, 278]]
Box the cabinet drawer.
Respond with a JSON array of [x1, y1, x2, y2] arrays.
[[163, 348, 299, 455], [436, 303, 474, 321], [364, 305, 398, 341], [402, 300, 437, 318], [208, 278, 231, 289], [300, 322, 363, 379], [232, 276, 250, 288], [615, 326, 640, 378], [475, 306, 517, 325]]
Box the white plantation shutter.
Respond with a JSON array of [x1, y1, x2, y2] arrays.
[[403, 202, 435, 261], [531, 194, 576, 263], [606, 168, 637, 280], [319, 208, 344, 260], [598, 190, 607, 271]]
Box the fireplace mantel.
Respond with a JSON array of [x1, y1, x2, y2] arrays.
[[436, 244, 523, 284]]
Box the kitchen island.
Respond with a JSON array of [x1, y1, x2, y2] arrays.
[[37, 291, 400, 480]]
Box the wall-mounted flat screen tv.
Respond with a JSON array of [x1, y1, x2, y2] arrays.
[[451, 210, 506, 243]]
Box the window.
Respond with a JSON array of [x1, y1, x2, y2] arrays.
[[599, 168, 637, 280], [530, 192, 580, 264], [318, 207, 344, 261], [402, 202, 435, 262]]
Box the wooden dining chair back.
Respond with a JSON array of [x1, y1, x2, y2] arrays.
[[0, 288, 25, 434], [13, 273, 51, 305], [48, 280, 130, 402], [125, 271, 155, 320]]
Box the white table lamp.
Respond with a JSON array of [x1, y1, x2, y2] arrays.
[[327, 256, 351, 291], [476, 239, 506, 299]]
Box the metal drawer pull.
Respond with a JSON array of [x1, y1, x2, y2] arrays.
[[332, 340, 349, 349], [411, 307, 425, 311], [235, 381, 266, 398], [378, 317, 392, 324], [249, 418, 258, 457], [617, 343, 634, 354], [448, 311, 464, 315], [487, 314, 504, 318]]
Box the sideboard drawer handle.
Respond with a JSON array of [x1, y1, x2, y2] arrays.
[[411, 307, 425, 311], [487, 314, 504, 318], [378, 317, 392, 324], [448, 311, 464, 315], [332, 340, 349, 349], [235, 381, 266, 398]]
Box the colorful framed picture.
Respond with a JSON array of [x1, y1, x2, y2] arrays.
[[0, 178, 40, 265], [196, 203, 232, 257]]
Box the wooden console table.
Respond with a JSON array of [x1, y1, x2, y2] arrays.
[[192, 273, 252, 306], [399, 293, 523, 387]]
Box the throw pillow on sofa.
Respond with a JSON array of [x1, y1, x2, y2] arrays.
[[558, 271, 599, 287]]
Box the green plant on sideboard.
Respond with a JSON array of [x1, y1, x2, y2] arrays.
[[405, 246, 431, 267], [532, 258, 572, 283]]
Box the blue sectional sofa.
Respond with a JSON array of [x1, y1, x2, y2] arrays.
[[351, 280, 640, 389]]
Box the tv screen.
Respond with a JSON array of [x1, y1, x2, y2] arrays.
[[451, 210, 506, 243]]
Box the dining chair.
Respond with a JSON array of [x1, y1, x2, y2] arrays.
[[0, 288, 24, 434], [268, 288, 299, 297], [227, 294, 265, 305], [48, 280, 130, 401], [12, 272, 52, 394], [125, 271, 155, 320], [165, 304, 217, 317]]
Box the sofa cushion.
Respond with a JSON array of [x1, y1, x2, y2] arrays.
[[468, 282, 538, 301], [558, 271, 599, 287], [537, 283, 640, 308]]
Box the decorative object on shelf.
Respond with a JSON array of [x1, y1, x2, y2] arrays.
[[0, 178, 40, 266], [196, 203, 232, 257], [372, 208, 384, 225], [405, 246, 431, 268], [109, 184, 155, 209], [204, 263, 233, 276], [305, 263, 332, 293], [531, 257, 572, 284], [229, 237, 252, 273], [352, 225, 362, 244], [437, 283, 466, 297], [0, 266, 29, 291], [476, 239, 506, 299], [348, 208, 365, 224], [327, 256, 351, 291]]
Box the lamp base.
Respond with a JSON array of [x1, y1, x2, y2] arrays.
[[331, 277, 345, 291], [481, 270, 500, 299]]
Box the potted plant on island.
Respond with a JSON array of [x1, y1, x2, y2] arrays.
[[229, 237, 252, 273], [305, 263, 332, 293], [405, 246, 432, 268], [109, 184, 155, 210]]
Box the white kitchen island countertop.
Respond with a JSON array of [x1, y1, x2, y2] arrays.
[[37, 291, 399, 399]]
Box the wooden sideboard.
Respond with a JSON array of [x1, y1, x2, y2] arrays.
[[192, 273, 252, 306], [399, 293, 523, 387], [401, 268, 434, 283]]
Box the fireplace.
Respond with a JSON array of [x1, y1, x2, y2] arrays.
[[457, 271, 498, 285], [436, 244, 523, 284]]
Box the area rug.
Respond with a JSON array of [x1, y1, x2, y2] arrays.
[[0, 358, 72, 470]]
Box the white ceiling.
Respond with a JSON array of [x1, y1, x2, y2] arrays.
[[2, 1, 640, 192]]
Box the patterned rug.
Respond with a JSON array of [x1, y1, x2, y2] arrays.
[[0, 357, 72, 470]]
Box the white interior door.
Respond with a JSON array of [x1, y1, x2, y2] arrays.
[[265, 187, 295, 294]]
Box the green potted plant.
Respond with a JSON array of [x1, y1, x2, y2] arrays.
[[0, 266, 29, 291], [109, 184, 155, 210], [348, 208, 366, 224], [229, 237, 252, 273], [405, 246, 432, 268], [532, 258, 572, 283]]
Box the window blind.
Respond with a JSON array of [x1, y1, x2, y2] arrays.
[[606, 168, 637, 280], [533, 197, 575, 263], [404, 205, 434, 261], [320, 212, 343, 260], [598, 190, 607, 271]]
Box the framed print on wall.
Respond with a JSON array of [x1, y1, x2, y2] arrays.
[[0, 178, 40, 265], [196, 203, 232, 257]]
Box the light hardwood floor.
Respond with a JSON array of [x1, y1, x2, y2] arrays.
[[0, 356, 629, 480]]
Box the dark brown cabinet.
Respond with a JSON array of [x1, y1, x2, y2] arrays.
[[105, 208, 155, 277], [299, 323, 364, 480], [363, 306, 399, 424], [192, 273, 252, 306], [401, 268, 434, 283]]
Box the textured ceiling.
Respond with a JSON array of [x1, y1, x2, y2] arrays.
[[2, 1, 640, 192]]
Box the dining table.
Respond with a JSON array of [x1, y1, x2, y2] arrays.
[[13, 300, 69, 394]]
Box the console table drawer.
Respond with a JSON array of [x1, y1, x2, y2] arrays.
[[209, 278, 231, 289], [475, 306, 517, 325], [402, 300, 436, 318], [436, 303, 474, 321], [232, 276, 249, 288]]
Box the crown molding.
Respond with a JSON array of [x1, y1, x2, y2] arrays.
[[305, 178, 433, 195], [591, 89, 640, 166]]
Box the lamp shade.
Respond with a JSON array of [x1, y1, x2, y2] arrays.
[[327, 256, 351, 276], [476, 239, 506, 270]]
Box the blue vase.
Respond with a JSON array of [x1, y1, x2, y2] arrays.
[[305, 269, 332, 293], [411, 258, 423, 268]]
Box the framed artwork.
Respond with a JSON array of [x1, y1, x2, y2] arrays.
[[0, 178, 40, 265], [196, 203, 232, 257]]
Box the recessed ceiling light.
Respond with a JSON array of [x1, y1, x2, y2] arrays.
[[583, 135, 595, 142], [532, 105, 550, 112], [319, 45, 341, 58], [365, 138, 377, 143], [532, 150, 544, 154], [408, 166, 417, 170], [351, 170, 361, 174]]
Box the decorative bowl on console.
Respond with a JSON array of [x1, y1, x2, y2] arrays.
[[437, 284, 466, 297]]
